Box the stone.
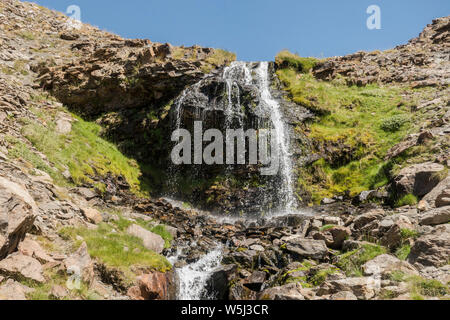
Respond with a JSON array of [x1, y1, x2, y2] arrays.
[[205, 264, 237, 300], [408, 224, 450, 268], [330, 291, 358, 300], [222, 250, 258, 269], [50, 284, 68, 300], [423, 176, 450, 208], [394, 162, 445, 197], [0, 176, 37, 259], [82, 207, 103, 224], [380, 215, 416, 249], [127, 271, 177, 300], [126, 224, 165, 253], [353, 209, 385, 230], [362, 254, 418, 277], [64, 242, 94, 285], [243, 271, 266, 292], [260, 283, 306, 300], [0, 279, 34, 300], [55, 118, 72, 134], [313, 226, 351, 250], [18, 235, 55, 264], [318, 277, 380, 300], [0, 253, 45, 283], [283, 236, 329, 260], [161, 225, 178, 239], [419, 206, 450, 226]]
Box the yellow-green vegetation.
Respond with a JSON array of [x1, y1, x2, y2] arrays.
[[336, 244, 387, 276], [395, 228, 419, 260], [202, 49, 236, 73], [275, 50, 321, 73], [18, 30, 36, 41], [171, 47, 235, 73], [395, 194, 418, 207], [14, 109, 147, 196], [21, 269, 101, 300], [59, 217, 172, 286], [389, 271, 449, 300], [276, 51, 418, 203]]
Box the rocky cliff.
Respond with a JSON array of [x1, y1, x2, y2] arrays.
[[0, 0, 448, 301]]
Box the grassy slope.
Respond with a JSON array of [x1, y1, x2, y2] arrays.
[[276, 51, 423, 204]]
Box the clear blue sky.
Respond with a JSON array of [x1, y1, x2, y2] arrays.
[[31, 0, 449, 61]]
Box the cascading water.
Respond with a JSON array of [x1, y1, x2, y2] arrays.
[[168, 61, 298, 300], [173, 246, 224, 300], [254, 61, 296, 212]]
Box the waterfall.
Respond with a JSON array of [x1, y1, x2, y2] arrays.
[[254, 61, 296, 212], [175, 246, 224, 300]]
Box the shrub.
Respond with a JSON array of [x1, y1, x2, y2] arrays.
[[395, 194, 418, 207], [380, 115, 410, 132]]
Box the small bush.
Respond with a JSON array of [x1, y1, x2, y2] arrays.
[[395, 194, 418, 207], [380, 115, 410, 132]]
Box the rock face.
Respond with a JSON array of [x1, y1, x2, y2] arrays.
[[283, 237, 328, 260], [38, 40, 233, 117], [0, 253, 45, 283], [362, 254, 418, 277], [423, 176, 450, 208], [393, 163, 445, 197], [312, 16, 450, 87], [419, 206, 450, 226], [408, 225, 450, 268], [127, 271, 177, 300], [0, 279, 34, 300], [0, 177, 37, 259], [126, 224, 165, 253]]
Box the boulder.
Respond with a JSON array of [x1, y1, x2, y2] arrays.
[[259, 283, 306, 300], [407, 224, 450, 268], [394, 162, 445, 197], [419, 206, 450, 226], [222, 250, 258, 269], [0, 279, 34, 300], [243, 271, 267, 292], [283, 236, 329, 260], [380, 215, 416, 249], [330, 291, 358, 300], [0, 253, 44, 283], [313, 226, 351, 250], [18, 235, 55, 264], [318, 277, 380, 300], [64, 242, 95, 285], [423, 176, 450, 208], [352, 209, 385, 230], [204, 264, 237, 300], [0, 177, 37, 259], [126, 224, 165, 253], [127, 271, 177, 300], [82, 208, 103, 225], [362, 254, 418, 277]]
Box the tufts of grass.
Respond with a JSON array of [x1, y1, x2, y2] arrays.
[[276, 64, 418, 203], [202, 49, 236, 73], [395, 244, 411, 261], [336, 244, 387, 277], [275, 50, 320, 73], [395, 194, 418, 207], [20, 113, 148, 196], [58, 223, 171, 286]]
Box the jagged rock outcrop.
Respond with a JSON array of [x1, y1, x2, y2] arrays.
[[313, 16, 450, 87]]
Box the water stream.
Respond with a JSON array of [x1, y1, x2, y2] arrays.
[[168, 61, 298, 300]]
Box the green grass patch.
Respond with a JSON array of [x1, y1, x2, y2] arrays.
[[58, 223, 171, 286], [276, 64, 417, 203], [395, 194, 418, 207], [336, 244, 387, 276], [275, 50, 320, 73], [20, 113, 148, 195]]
